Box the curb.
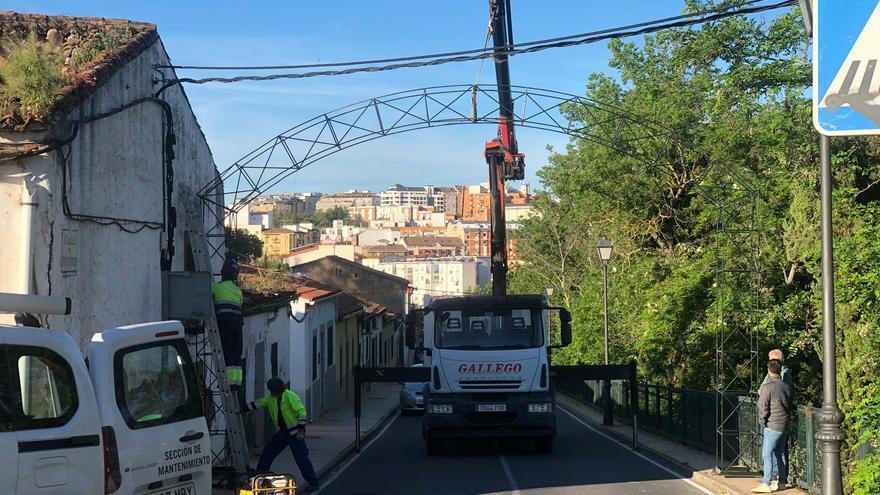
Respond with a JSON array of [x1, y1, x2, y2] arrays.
[[556, 394, 733, 495], [315, 403, 400, 480]]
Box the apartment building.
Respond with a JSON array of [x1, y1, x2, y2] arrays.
[[361, 257, 490, 307], [316, 191, 379, 211]]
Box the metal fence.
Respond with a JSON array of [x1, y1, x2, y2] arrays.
[[555, 380, 823, 494]]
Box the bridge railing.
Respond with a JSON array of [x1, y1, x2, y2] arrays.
[[555, 380, 825, 494]]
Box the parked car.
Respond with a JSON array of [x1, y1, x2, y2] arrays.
[[399, 365, 428, 415]]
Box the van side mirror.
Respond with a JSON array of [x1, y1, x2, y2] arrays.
[[559, 308, 572, 347]]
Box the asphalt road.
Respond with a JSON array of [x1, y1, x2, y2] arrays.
[[319, 406, 710, 495]]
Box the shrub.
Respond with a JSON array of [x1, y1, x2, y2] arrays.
[[0, 33, 64, 119], [69, 27, 132, 70]]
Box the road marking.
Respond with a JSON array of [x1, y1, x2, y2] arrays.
[[316, 411, 400, 493], [558, 406, 714, 495], [497, 450, 521, 495]]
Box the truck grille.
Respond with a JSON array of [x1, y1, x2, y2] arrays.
[[458, 380, 522, 390], [464, 412, 518, 425]]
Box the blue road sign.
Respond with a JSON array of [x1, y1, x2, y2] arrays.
[[814, 1, 880, 136]]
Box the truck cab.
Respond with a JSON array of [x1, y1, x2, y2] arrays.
[[0, 294, 210, 495], [409, 295, 571, 455]]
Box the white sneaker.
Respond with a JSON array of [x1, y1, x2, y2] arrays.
[[751, 483, 773, 493]]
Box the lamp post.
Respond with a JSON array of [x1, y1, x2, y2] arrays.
[[597, 236, 613, 426]]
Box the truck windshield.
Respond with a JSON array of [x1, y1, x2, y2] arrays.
[[435, 308, 543, 349]]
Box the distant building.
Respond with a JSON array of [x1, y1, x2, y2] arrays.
[[402, 236, 465, 257], [461, 183, 531, 222], [361, 257, 490, 307], [284, 243, 356, 266], [322, 219, 363, 243], [316, 191, 379, 211], [262, 227, 320, 257], [380, 184, 445, 210], [360, 244, 408, 259], [356, 228, 402, 247], [251, 195, 306, 216], [442, 186, 465, 219]]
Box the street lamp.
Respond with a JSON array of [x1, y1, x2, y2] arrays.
[[545, 284, 554, 299], [596, 235, 613, 426]]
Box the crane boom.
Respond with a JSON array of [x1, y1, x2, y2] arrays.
[[485, 0, 524, 296]]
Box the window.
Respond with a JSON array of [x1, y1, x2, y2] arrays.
[[114, 340, 201, 429], [0, 345, 79, 431], [326, 324, 335, 368], [435, 308, 544, 350], [271, 343, 278, 378]]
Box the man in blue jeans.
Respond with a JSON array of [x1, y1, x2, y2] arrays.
[[752, 360, 793, 493], [247, 378, 320, 492]]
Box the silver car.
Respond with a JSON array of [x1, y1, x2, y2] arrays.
[[400, 380, 428, 414]]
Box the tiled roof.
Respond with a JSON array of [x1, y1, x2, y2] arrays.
[[0, 12, 158, 131]]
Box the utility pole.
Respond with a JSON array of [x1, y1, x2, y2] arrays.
[[485, 0, 525, 296]]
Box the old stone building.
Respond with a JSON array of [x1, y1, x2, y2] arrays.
[[0, 13, 221, 347]]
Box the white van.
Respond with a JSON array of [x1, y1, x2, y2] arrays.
[[0, 319, 211, 495]]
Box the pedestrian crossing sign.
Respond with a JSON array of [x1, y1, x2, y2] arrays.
[[814, 0, 880, 135]]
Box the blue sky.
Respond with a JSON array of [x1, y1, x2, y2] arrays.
[[16, 1, 785, 193]]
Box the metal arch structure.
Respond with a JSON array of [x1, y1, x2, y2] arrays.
[[197, 84, 674, 248], [195, 83, 760, 474]]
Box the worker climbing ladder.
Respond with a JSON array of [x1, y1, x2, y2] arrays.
[[184, 227, 251, 487]]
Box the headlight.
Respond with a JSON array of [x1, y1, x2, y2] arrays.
[[428, 404, 454, 414], [528, 402, 553, 413]]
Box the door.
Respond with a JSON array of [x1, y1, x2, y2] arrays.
[[1, 326, 103, 495], [89, 321, 210, 495]]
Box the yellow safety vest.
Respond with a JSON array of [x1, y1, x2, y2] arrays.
[[251, 390, 307, 433], [212, 280, 242, 315]]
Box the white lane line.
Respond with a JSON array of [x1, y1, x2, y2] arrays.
[[316, 411, 400, 493], [497, 450, 522, 495], [559, 406, 714, 495]]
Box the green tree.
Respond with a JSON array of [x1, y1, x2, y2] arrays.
[[225, 228, 262, 262], [510, 3, 880, 488]]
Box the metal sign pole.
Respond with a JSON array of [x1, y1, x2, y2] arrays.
[[816, 135, 845, 495]]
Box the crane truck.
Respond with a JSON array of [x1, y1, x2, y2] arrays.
[[403, 0, 573, 455], [407, 296, 570, 454]]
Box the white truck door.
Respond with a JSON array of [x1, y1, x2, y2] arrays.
[[1, 326, 103, 495], [89, 321, 210, 495]]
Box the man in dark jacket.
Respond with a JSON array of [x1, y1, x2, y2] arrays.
[[752, 360, 793, 493]]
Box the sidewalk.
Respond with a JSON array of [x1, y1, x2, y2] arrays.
[[213, 382, 399, 494], [557, 393, 808, 495]]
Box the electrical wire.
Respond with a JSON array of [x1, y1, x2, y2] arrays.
[[154, 0, 794, 94], [157, 0, 787, 72]]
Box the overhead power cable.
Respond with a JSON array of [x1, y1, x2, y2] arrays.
[[158, 0, 788, 72], [155, 0, 793, 94]]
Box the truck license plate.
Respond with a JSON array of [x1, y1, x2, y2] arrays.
[[147, 482, 194, 495], [476, 404, 506, 412]]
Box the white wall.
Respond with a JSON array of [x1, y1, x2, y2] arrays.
[[289, 297, 338, 420], [0, 39, 220, 349]]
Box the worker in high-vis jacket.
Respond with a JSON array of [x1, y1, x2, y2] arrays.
[[247, 378, 320, 492], [212, 258, 243, 390]]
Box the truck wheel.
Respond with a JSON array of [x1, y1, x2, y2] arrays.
[[535, 436, 554, 454], [425, 438, 442, 456]]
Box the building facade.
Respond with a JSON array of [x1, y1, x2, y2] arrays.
[[316, 192, 379, 211], [361, 257, 490, 307], [0, 14, 221, 348]]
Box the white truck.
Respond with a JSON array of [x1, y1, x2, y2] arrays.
[[407, 295, 571, 455], [0, 293, 211, 495]]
